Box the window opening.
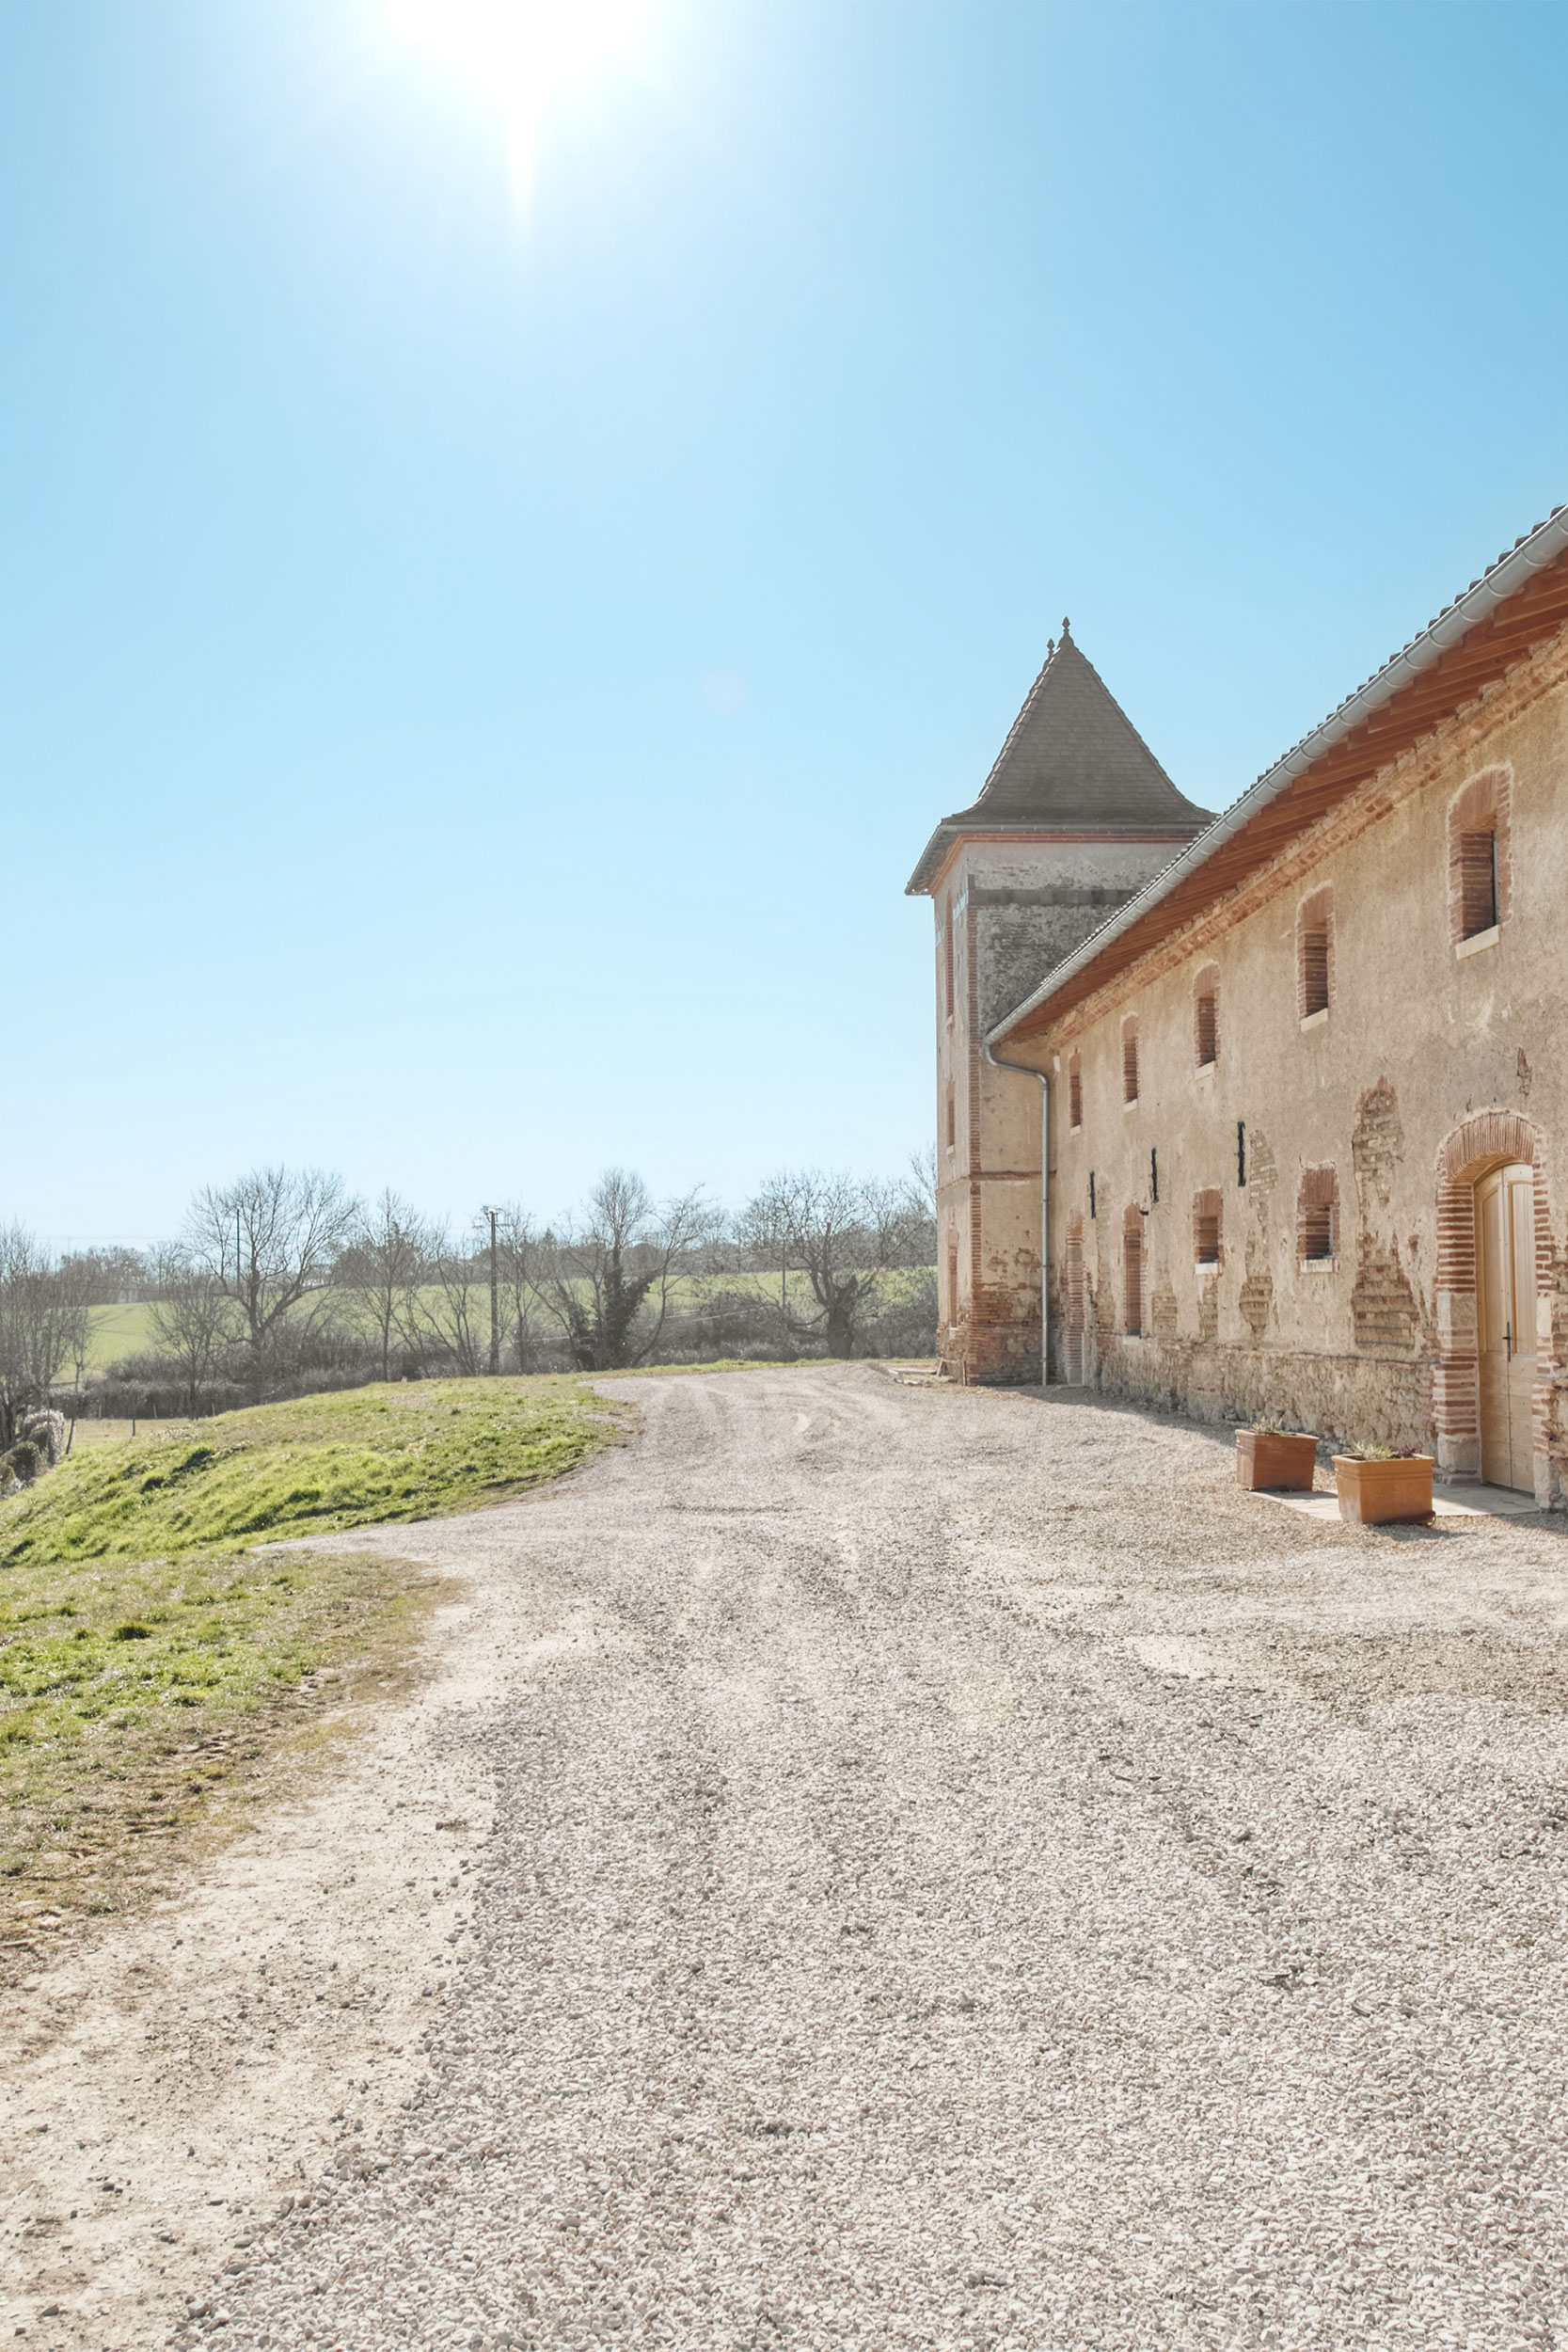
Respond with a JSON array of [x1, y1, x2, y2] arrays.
[[1448, 767, 1511, 947], [945, 1084, 956, 1149], [942, 907, 955, 1019], [1194, 1189, 1222, 1267], [1069, 1054, 1083, 1130], [1123, 1213, 1143, 1338], [1301, 929, 1329, 1015], [1088, 1170, 1097, 1220], [1297, 1168, 1338, 1264], [1237, 1121, 1247, 1187], [1149, 1147, 1159, 1206], [1194, 964, 1219, 1069], [1122, 1018, 1139, 1104], [1297, 887, 1333, 1020], [1459, 827, 1498, 939]]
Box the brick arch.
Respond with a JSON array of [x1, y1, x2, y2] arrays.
[[1433, 1109, 1554, 1492]]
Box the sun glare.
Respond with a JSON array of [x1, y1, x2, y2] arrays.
[[387, 0, 644, 210]]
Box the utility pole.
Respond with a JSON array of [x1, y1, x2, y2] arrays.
[[483, 1206, 499, 1375]]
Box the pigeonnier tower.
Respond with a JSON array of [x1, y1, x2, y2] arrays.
[[906, 625, 1212, 1382]]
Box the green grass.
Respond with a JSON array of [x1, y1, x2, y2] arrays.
[[75, 1267, 937, 1379], [0, 1376, 621, 1966], [0, 1375, 610, 1565]]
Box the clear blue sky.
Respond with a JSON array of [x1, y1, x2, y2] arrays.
[[4, 0, 1565, 1245]]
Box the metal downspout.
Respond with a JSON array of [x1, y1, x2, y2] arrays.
[[984, 1044, 1051, 1386]]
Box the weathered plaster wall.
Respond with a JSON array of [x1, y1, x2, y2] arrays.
[[934, 835, 1197, 1381], [1009, 627, 1568, 1496]]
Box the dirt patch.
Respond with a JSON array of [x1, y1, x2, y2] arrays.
[[0, 1506, 603, 2351]]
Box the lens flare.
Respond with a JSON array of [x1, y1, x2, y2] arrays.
[[387, 0, 644, 211]]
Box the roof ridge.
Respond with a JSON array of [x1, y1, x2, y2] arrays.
[[986, 500, 1568, 1038]]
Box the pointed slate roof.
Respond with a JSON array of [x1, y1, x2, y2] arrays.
[[906, 625, 1213, 894]]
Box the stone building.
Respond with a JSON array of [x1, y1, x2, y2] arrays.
[[906, 627, 1211, 1383], [910, 504, 1568, 1502]]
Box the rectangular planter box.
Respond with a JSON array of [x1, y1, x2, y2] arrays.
[[1236, 1430, 1319, 1491], [1333, 1454, 1435, 1526]]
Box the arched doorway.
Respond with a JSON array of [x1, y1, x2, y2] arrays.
[[1433, 1113, 1554, 1499], [1476, 1163, 1537, 1489]]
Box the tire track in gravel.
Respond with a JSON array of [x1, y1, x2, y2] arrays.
[[43, 1365, 1568, 2351]]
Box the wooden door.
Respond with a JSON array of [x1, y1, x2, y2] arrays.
[[1476, 1162, 1537, 1491], [1064, 1233, 1085, 1385]]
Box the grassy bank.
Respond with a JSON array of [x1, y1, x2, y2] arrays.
[[0, 1377, 620, 1970]]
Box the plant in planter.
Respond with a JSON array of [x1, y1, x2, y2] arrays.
[[1332, 1443, 1435, 1525], [1236, 1419, 1320, 1492]]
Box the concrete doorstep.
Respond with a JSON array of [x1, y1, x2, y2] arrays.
[[1259, 1481, 1546, 1524]]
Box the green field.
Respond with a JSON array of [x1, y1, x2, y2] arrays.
[[73, 1268, 935, 1381], [0, 1375, 621, 1964]]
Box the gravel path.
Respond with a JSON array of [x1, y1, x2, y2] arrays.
[[178, 1365, 1568, 2351]]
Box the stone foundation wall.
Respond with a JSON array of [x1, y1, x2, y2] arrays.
[[1064, 1321, 1435, 1454]]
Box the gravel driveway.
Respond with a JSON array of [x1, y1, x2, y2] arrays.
[[185, 1364, 1568, 2351]]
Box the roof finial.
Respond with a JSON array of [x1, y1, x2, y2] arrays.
[[1046, 636, 1054, 660], [1061, 613, 1071, 638]]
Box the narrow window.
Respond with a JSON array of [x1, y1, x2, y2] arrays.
[[942, 905, 955, 1018], [1459, 826, 1497, 939], [1237, 1120, 1247, 1187], [1193, 1188, 1222, 1267], [1122, 1016, 1140, 1105], [1194, 964, 1218, 1069], [1297, 1167, 1338, 1264], [946, 1238, 959, 1321], [1089, 1170, 1097, 1220], [1069, 1052, 1083, 1130], [1149, 1147, 1159, 1206], [1123, 1210, 1143, 1337], [945, 1083, 956, 1149], [1297, 886, 1333, 1021], [1448, 766, 1511, 947]]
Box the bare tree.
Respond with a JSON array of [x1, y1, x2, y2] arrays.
[[59, 1246, 153, 1305], [410, 1225, 489, 1376], [740, 1169, 929, 1359], [149, 1248, 237, 1415], [338, 1189, 435, 1382], [497, 1203, 546, 1373], [184, 1166, 359, 1378], [535, 1169, 714, 1371], [905, 1142, 938, 1227], [0, 1227, 94, 1446]]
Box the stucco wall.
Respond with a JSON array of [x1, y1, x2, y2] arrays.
[[933, 835, 1200, 1381], [1008, 628, 1568, 1495]]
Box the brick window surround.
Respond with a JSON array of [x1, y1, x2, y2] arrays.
[[1069, 1052, 1083, 1130], [1193, 1187, 1222, 1267], [1297, 886, 1334, 1021], [1448, 766, 1512, 946], [1121, 1016, 1140, 1105], [1297, 1165, 1338, 1263], [1433, 1111, 1556, 1496], [1194, 964, 1219, 1069], [1122, 1205, 1144, 1336]]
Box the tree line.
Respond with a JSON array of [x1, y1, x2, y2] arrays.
[[0, 1158, 937, 1435]]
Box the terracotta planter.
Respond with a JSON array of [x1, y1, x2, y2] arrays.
[[1236, 1430, 1320, 1491], [1333, 1454, 1435, 1526]]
